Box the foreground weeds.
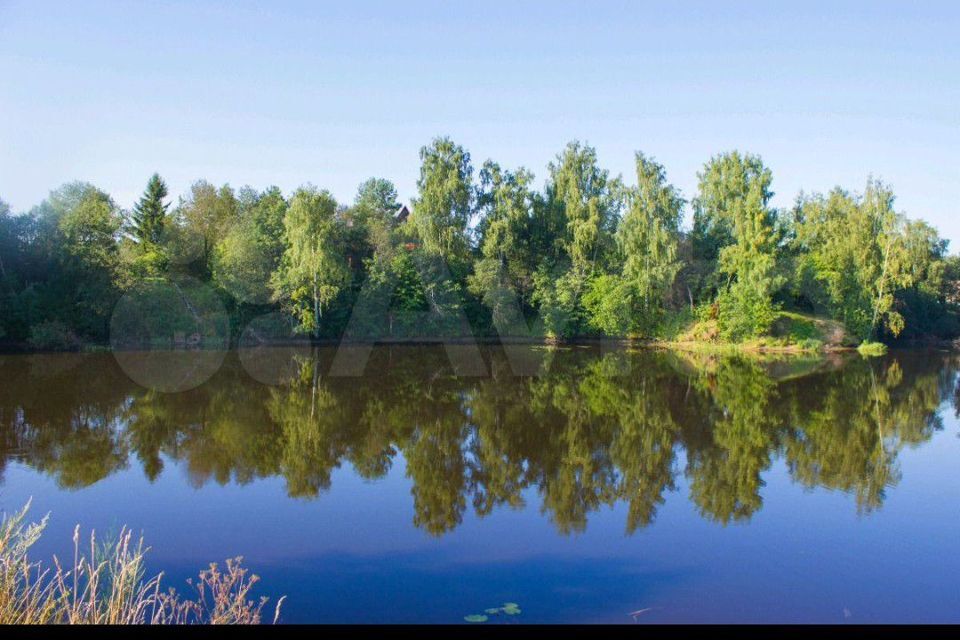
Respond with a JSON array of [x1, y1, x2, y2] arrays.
[[0, 500, 284, 625]]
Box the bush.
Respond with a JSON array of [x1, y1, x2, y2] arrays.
[[716, 281, 779, 342], [27, 320, 80, 351], [655, 308, 696, 341], [857, 341, 888, 357], [798, 338, 824, 352]]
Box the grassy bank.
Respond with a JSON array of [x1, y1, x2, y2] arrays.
[[3, 309, 899, 359], [650, 310, 860, 355], [0, 501, 283, 625], [857, 341, 889, 356]]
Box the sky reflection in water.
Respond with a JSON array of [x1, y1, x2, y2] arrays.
[[1, 346, 959, 623]]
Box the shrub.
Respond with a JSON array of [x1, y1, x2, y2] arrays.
[[27, 321, 80, 351], [857, 341, 888, 357], [798, 338, 824, 352], [716, 280, 780, 342]]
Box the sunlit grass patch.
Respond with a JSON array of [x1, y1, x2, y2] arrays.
[[857, 341, 889, 357]]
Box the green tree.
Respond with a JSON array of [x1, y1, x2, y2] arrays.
[[469, 161, 538, 331], [694, 152, 783, 340], [582, 273, 634, 335], [792, 179, 921, 341], [535, 141, 622, 336], [0, 198, 12, 284], [272, 187, 349, 338], [410, 137, 473, 259], [129, 173, 169, 246], [174, 180, 239, 276], [548, 141, 620, 275], [350, 177, 401, 267], [895, 219, 951, 338], [616, 152, 684, 335], [354, 177, 400, 221], [862, 180, 914, 339], [54, 185, 123, 340], [212, 186, 287, 304]]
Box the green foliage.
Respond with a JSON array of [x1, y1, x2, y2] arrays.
[[528, 141, 624, 337], [174, 180, 239, 276], [716, 253, 782, 340], [616, 152, 683, 335], [797, 338, 824, 352], [109, 278, 229, 349], [272, 187, 348, 337], [468, 162, 540, 333], [531, 264, 580, 338], [0, 344, 947, 532], [548, 140, 621, 275], [583, 274, 633, 336], [28, 320, 80, 351], [354, 177, 400, 219], [691, 151, 772, 299], [857, 341, 888, 357], [213, 187, 287, 305], [129, 173, 169, 246], [692, 152, 784, 340], [50, 186, 124, 338], [772, 312, 819, 341], [790, 180, 951, 342], [410, 137, 473, 259], [0, 141, 956, 349]]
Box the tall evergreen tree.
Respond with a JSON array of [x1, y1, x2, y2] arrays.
[[130, 173, 169, 246]]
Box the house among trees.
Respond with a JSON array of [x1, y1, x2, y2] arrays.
[[394, 204, 418, 250]]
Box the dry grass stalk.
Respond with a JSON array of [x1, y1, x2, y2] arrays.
[[0, 501, 283, 625]]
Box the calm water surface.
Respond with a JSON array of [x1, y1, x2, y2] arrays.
[[1, 345, 959, 623]]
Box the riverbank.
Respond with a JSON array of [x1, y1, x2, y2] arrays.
[[1, 336, 950, 356], [4, 308, 958, 357]]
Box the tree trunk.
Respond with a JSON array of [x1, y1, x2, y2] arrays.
[[313, 272, 321, 340], [870, 234, 892, 340]]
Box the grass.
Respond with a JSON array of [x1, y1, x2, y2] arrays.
[[657, 310, 854, 355], [0, 500, 284, 625], [857, 341, 889, 357]]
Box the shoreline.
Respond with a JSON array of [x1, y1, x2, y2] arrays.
[[2, 336, 955, 356]]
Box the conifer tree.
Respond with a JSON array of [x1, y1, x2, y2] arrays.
[[130, 173, 169, 246]]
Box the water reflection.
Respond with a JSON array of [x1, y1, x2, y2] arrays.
[[0, 347, 954, 536]]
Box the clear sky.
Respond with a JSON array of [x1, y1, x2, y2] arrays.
[[1, 1, 958, 246]]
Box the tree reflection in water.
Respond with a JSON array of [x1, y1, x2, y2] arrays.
[[0, 346, 953, 535]]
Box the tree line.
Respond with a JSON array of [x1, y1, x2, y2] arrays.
[[1, 137, 957, 349]]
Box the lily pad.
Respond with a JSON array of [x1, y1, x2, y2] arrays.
[[485, 608, 502, 615], [464, 614, 488, 623], [502, 603, 522, 615]]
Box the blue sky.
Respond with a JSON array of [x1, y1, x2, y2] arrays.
[[1, 1, 958, 245]]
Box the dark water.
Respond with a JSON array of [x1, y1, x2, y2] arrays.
[[1, 345, 959, 623]]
